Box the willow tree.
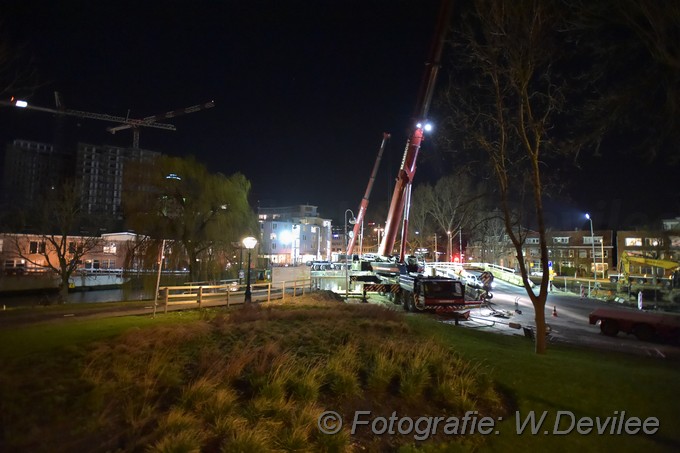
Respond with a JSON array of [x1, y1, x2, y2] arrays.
[[123, 155, 257, 281], [438, 0, 570, 353]]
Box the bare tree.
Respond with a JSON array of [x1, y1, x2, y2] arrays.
[[469, 209, 517, 267], [438, 0, 570, 353], [426, 173, 481, 260], [567, 0, 680, 162], [0, 20, 41, 99], [408, 184, 435, 256], [12, 181, 101, 299]]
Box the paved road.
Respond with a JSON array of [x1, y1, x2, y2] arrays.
[[453, 278, 680, 361]]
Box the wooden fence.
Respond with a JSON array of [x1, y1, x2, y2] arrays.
[[157, 278, 313, 313]]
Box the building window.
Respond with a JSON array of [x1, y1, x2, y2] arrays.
[[553, 237, 569, 244], [583, 236, 602, 245], [526, 238, 539, 244], [29, 241, 45, 254], [579, 250, 587, 258], [103, 243, 117, 254], [569, 250, 574, 258], [0, 239, 3, 252], [645, 238, 662, 247], [625, 237, 642, 246]]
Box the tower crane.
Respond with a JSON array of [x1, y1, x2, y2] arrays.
[[2, 94, 215, 148], [1, 95, 176, 136], [107, 100, 215, 148]]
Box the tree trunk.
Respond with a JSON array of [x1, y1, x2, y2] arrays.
[[533, 297, 547, 354], [59, 278, 69, 303]]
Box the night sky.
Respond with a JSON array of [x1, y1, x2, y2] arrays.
[[1, 0, 678, 229]]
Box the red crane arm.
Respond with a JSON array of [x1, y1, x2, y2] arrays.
[[347, 133, 391, 256], [378, 0, 454, 260]]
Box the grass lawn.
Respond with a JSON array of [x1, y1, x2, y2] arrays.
[[0, 293, 678, 452], [409, 317, 680, 452]]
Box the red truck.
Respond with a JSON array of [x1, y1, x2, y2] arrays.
[[589, 307, 680, 342]]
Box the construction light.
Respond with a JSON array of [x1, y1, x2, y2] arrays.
[[15, 100, 28, 108]]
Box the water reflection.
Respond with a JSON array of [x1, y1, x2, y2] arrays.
[[0, 288, 150, 308]]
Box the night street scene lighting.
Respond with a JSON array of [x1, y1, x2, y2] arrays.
[[242, 236, 257, 303]]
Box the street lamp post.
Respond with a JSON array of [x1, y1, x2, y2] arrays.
[[434, 234, 438, 262], [585, 214, 596, 282], [447, 230, 452, 262], [242, 236, 257, 303], [345, 209, 356, 300], [270, 232, 276, 274]]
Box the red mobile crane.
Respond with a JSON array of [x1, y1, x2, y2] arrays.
[[361, 0, 480, 314], [379, 0, 454, 261], [346, 132, 390, 257]]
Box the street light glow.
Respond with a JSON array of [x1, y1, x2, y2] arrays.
[[585, 213, 596, 283], [242, 236, 257, 303], [279, 230, 292, 244], [242, 236, 257, 249]]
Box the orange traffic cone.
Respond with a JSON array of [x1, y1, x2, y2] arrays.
[[552, 306, 558, 317]]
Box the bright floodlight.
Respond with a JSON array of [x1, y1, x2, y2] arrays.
[[585, 213, 591, 220], [15, 100, 28, 108], [242, 236, 257, 249], [279, 230, 292, 244], [424, 123, 433, 132]]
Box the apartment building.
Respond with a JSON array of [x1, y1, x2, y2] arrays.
[[258, 205, 332, 265], [467, 229, 615, 277]]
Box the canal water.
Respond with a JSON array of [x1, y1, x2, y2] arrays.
[[0, 288, 151, 308], [1, 273, 364, 308]]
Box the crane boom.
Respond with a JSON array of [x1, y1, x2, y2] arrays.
[[378, 0, 454, 260], [107, 101, 215, 133], [0, 99, 176, 130], [347, 133, 390, 256], [620, 251, 679, 276]]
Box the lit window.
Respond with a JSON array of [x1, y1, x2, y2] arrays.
[[625, 238, 642, 247]]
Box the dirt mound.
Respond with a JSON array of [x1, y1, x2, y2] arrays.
[[298, 289, 344, 303]]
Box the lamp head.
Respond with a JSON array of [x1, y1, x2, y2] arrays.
[[242, 236, 258, 250]]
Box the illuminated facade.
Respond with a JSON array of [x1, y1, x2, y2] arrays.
[[258, 205, 332, 265]]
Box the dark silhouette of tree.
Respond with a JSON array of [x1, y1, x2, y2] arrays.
[[438, 0, 569, 353]]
